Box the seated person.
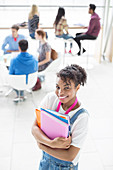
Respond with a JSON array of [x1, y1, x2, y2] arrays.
[[2, 24, 25, 54], [28, 4, 40, 39], [54, 7, 74, 54], [32, 29, 52, 91], [74, 4, 101, 55], [9, 39, 39, 102], [35, 29, 52, 72]]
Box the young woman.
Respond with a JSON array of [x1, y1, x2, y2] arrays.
[[54, 7, 74, 54], [32, 29, 52, 91], [35, 29, 52, 72], [28, 4, 40, 39], [32, 64, 89, 169]]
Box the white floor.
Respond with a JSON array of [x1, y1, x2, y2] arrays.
[[0, 53, 113, 170]]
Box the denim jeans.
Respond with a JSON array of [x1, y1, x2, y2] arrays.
[[30, 32, 35, 39], [14, 89, 24, 97], [30, 32, 48, 39], [56, 34, 73, 48], [39, 151, 78, 170]]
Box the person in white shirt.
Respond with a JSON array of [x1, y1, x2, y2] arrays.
[[32, 64, 89, 170]]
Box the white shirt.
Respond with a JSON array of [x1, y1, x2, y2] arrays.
[[40, 92, 89, 165]]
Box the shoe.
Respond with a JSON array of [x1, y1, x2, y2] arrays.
[[20, 96, 27, 102], [68, 50, 72, 54], [77, 50, 82, 56], [83, 48, 86, 54], [13, 97, 20, 103], [32, 78, 41, 91], [77, 48, 86, 56], [13, 96, 27, 103]]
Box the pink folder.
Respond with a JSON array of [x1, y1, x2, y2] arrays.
[[41, 110, 69, 140]]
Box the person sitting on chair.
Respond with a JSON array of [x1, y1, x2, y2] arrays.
[[35, 29, 52, 72], [2, 25, 26, 54], [74, 4, 101, 56], [9, 39, 39, 102], [54, 7, 74, 54], [32, 29, 52, 91]]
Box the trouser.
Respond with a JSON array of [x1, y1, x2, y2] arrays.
[[39, 151, 78, 170], [56, 34, 73, 49], [30, 32, 48, 39], [74, 33, 97, 51], [14, 89, 24, 97]]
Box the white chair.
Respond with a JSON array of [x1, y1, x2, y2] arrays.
[[38, 53, 62, 91], [38, 52, 62, 75], [54, 37, 79, 64], [80, 40, 97, 69], [5, 72, 38, 100], [0, 64, 9, 93], [54, 37, 73, 64]]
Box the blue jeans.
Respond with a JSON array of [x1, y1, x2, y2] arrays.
[[30, 32, 48, 39], [30, 32, 35, 39], [39, 151, 78, 170], [14, 89, 24, 97], [56, 34, 73, 48]]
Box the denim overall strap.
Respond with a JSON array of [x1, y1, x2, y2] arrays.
[[70, 108, 88, 126]]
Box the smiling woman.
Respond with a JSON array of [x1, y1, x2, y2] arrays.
[[32, 64, 89, 170]]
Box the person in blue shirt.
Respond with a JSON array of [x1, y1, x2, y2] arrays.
[[9, 39, 38, 102], [2, 25, 25, 54]]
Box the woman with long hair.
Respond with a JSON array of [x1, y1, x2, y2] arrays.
[[54, 7, 74, 54], [28, 4, 39, 39]]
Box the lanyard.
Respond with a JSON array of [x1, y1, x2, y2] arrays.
[[56, 97, 78, 115]]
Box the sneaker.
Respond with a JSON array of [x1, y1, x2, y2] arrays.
[[20, 96, 27, 102], [13, 97, 20, 103]]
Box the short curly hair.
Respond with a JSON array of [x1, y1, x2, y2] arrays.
[[57, 64, 87, 87]]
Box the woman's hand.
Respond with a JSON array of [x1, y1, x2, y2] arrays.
[[51, 135, 72, 149]]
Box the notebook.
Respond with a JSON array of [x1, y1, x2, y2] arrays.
[[41, 109, 69, 139], [35, 108, 70, 139], [41, 108, 69, 124]]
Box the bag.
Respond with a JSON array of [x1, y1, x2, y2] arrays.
[[17, 22, 28, 27], [51, 48, 58, 60]]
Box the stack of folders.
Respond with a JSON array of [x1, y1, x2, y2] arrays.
[[35, 108, 70, 140]]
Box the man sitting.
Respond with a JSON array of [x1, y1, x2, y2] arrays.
[[74, 4, 101, 55], [9, 39, 39, 102], [2, 24, 25, 54]]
